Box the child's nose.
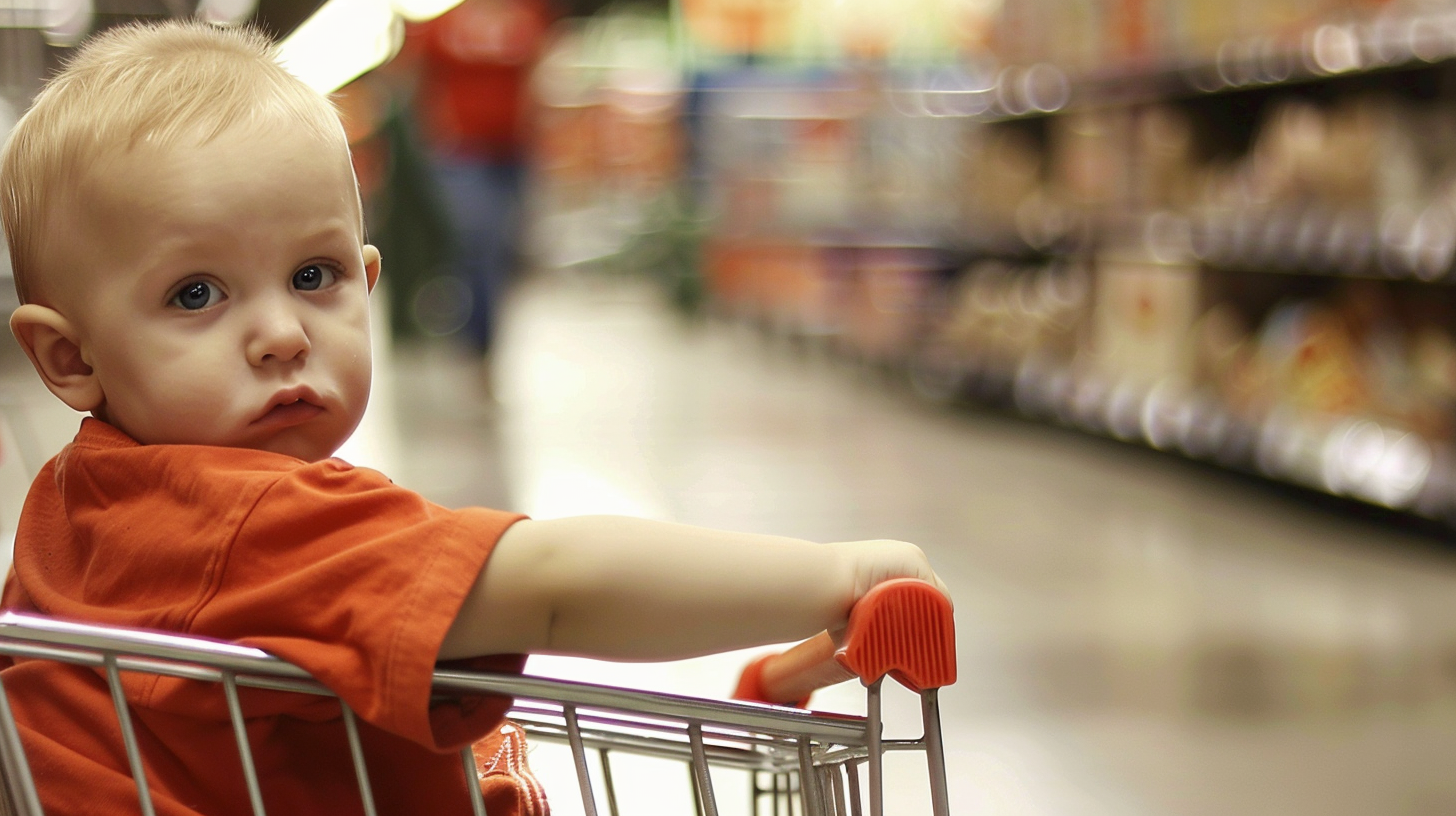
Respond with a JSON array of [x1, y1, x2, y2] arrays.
[[246, 307, 310, 366]]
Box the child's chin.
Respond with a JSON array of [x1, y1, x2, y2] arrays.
[[251, 433, 340, 463]]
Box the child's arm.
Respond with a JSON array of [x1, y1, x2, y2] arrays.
[[438, 515, 945, 661]]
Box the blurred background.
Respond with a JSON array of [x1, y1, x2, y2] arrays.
[[10, 0, 1456, 813]]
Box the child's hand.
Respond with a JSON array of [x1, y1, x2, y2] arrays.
[[832, 538, 949, 610]]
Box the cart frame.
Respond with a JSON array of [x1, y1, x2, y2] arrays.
[[0, 580, 955, 816]]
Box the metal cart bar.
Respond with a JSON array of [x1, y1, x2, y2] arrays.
[[0, 579, 957, 816]]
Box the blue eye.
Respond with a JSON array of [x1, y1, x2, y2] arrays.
[[293, 264, 337, 291], [171, 281, 221, 310]]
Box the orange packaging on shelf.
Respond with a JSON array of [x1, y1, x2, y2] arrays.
[[701, 240, 835, 334], [680, 0, 794, 56], [837, 248, 940, 363], [1108, 0, 1151, 63]]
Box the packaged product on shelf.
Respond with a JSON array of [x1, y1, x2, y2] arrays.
[[1089, 259, 1200, 387], [525, 11, 684, 272], [1191, 302, 1258, 411], [1254, 95, 1427, 212], [1336, 282, 1456, 443], [777, 118, 855, 230], [835, 248, 944, 364], [1185, 92, 1451, 278], [1256, 298, 1372, 418], [1411, 325, 1456, 406], [1185, 280, 1455, 500], [857, 103, 967, 235], [910, 261, 1089, 399], [1183, 304, 1266, 456], [918, 0, 1456, 520], [1050, 109, 1135, 212], [989, 0, 1398, 71], [701, 241, 832, 333], [987, 0, 1056, 69], [1365, 98, 1427, 215], [961, 124, 1044, 235], [1132, 105, 1200, 212], [1177, 290, 1411, 503], [1243, 100, 1340, 206]]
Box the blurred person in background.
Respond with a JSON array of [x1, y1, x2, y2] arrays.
[[401, 0, 558, 380]]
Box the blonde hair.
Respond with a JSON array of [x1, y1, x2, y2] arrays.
[[0, 19, 353, 303]]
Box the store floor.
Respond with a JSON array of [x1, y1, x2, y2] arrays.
[[5, 272, 1456, 815]]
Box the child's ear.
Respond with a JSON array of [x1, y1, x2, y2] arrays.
[[362, 244, 381, 293], [9, 304, 104, 413]]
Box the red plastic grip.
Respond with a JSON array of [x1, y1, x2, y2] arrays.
[[731, 652, 812, 708], [835, 578, 956, 691]]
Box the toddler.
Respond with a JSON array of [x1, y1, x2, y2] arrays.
[[0, 18, 945, 816]]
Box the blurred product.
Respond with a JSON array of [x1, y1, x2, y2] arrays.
[[1198, 282, 1456, 442], [526, 9, 688, 291], [1090, 260, 1200, 387], [927, 261, 1089, 376]]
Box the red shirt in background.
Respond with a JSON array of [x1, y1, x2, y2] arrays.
[[407, 0, 555, 160]]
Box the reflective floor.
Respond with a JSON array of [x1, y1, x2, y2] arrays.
[[5, 272, 1456, 814]]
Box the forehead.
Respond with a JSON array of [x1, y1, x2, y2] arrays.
[[33, 121, 361, 304], [107, 121, 358, 220]]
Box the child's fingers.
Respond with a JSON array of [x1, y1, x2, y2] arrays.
[[835, 539, 950, 606]]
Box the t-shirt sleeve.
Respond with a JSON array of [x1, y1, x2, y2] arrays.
[[187, 461, 527, 752]]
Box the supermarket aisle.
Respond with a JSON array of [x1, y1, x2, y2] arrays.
[[3, 271, 1456, 814], [469, 273, 1456, 816]]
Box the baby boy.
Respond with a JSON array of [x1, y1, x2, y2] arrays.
[[0, 18, 944, 816]]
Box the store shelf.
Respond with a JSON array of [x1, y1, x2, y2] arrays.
[[1066, 209, 1456, 284], [906, 206, 1456, 285], [911, 351, 1456, 523], [547, 1, 1456, 534], [1185, 208, 1456, 283], [820, 13, 1456, 128], [977, 11, 1456, 120]]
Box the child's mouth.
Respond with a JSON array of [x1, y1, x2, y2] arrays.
[[257, 399, 323, 427]]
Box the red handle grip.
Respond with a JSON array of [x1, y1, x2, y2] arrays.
[[835, 578, 957, 692], [734, 579, 956, 706]]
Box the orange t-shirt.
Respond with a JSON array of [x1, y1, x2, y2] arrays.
[[0, 418, 528, 816]]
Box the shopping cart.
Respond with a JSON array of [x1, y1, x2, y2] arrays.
[[0, 578, 955, 816]]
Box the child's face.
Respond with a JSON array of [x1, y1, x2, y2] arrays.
[[45, 119, 381, 461]]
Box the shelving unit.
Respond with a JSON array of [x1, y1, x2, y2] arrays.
[[668, 4, 1456, 529]]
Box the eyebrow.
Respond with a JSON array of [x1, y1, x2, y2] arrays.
[[289, 219, 363, 250]]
